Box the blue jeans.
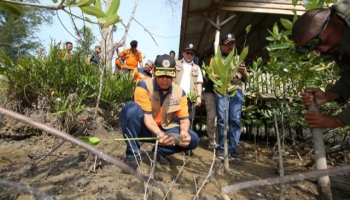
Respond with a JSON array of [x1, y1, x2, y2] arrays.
[[120, 102, 200, 159], [215, 89, 243, 153]]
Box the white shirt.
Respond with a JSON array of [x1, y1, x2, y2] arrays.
[[179, 60, 203, 94]]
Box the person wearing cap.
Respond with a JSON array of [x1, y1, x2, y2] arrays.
[[174, 43, 203, 123], [118, 40, 143, 75], [134, 60, 154, 81], [293, 2, 350, 129], [214, 33, 248, 160], [87, 45, 101, 66], [120, 54, 200, 171]]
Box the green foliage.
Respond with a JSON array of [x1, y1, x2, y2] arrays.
[[0, 3, 53, 60], [0, 2, 22, 19], [0, 47, 135, 123], [243, 0, 341, 131]]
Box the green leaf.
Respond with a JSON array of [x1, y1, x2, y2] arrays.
[[272, 22, 279, 36], [239, 46, 249, 62], [245, 24, 251, 34], [106, 0, 120, 17], [80, 137, 100, 146], [0, 2, 22, 20], [105, 14, 122, 26], [85, 17, 92, 22], [89, 137, 100, 145], [292, 0, 298, 6], [94, 0, 102, 10], [280, 18, 293, 30], [268, 43, 291, 51], [266, 36, 275, 41], [76, 0, 95, 7], [81, 6, 105, 18]]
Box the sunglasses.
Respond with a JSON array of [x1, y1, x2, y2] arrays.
[[296, 15, 330, 53], [185, 51, 194, 56]]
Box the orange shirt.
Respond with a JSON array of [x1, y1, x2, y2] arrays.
[[119, 48, 142, 69], [115, 57, 125, 69], [60, 50, 72, 59], [134, 81, 189, 125]]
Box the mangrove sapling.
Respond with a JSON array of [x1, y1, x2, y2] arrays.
[[204, 44, 249, 171]]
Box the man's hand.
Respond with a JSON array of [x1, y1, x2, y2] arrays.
[[300, 88, 328, 106], [157, 131, 175, 146], [305, 111, 344, 128], [178, 130, 191, 147], [196, 96, 201, 107], [238, 62, 247, 75]]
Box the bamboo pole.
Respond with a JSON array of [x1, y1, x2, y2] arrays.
[[309, 100, 332, 200]]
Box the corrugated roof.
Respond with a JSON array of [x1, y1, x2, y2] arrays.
[[179, 0, 307, 65]]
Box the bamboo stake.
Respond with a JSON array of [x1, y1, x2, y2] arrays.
[[308, 100, 332, 200]]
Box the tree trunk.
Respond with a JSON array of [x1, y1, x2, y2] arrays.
[[100, 0, 114, 73], [309, 101, 332, 200]]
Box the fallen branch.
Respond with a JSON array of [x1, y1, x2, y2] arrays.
[[0, 179, 55, 200], [220, 164, 350, 199], [0, 107, 168, 195]]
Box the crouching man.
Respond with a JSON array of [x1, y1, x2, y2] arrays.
[[120, 54, 200, 170]]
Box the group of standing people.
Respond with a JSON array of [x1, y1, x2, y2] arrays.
[[120, 33, 248, 171]]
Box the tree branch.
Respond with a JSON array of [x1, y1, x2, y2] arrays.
[[221, 164, 350, 196]]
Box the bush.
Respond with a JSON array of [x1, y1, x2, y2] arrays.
[[0, 47, 135, 129]]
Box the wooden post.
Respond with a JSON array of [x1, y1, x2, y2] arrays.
[[309, 100, 332, 200]]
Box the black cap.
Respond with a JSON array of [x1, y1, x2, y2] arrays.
[[95, 45, 101, 49], [183, 43, 196, 52], [154, 54, 176, 77], [220, 33, 235, 45], [130, 40, 138, 47]]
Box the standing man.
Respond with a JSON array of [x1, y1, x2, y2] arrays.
[[87, 45, 101, 66], [174, 44, 203, 156], [292, 1, 350, 128], [174, 44, 203, 122], [118, 40, 143, 75], [134, 60, 154, 81], [60, 42, 73, 59], [215, 33, 248, 160], [204, 53, 218, 149], [120, 54, 199, 170]]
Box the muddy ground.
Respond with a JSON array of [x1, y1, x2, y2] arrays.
[[0, 112, 350, 200]]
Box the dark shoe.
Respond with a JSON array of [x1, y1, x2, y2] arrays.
[[156, 153, 172, 166], [184, 150, 194, 156], [126, 158, 139, 170], [216, 150, 224, 160], [122, 157, 140, 173], [230, 152, 242, 161]]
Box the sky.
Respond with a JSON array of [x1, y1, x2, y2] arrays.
[[38, 0, 183, 68]]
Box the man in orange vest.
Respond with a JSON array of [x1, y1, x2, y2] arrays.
[[118, 40, 143, 75], [120, 54, 199, 171]]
